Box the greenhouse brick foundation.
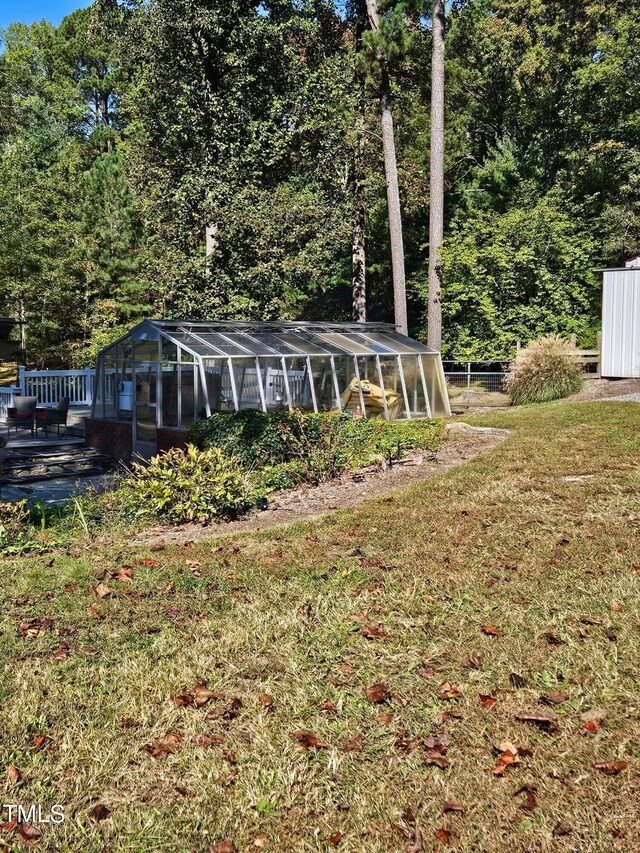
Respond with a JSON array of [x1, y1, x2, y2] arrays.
[[85, 418, 132, 461], [157, 428, 188, 453]]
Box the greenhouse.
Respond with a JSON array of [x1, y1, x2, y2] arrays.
[[91, 320, 451, 456]]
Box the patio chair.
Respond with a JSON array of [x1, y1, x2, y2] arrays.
[[6, 396, 37, 437], [37, 397, 70, 438]]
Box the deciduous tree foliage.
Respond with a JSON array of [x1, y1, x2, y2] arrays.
[[0, 0, 638, 364]]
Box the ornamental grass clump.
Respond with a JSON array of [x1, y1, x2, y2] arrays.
[[505, 335, 583, 405], [117, 445, 250, 524]]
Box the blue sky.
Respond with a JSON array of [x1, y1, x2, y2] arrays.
[[0, 1, 85, 29]]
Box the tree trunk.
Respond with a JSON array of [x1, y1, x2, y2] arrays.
[[366, 0, 408, 336], [427, 0, 445, 351], [352, 67, 367, 322]]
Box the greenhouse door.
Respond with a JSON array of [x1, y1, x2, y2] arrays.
[[133, 362, 158, 459]]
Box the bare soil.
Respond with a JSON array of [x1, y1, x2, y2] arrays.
[[567, 376, 640, 401], [132, 425, 509, 546]]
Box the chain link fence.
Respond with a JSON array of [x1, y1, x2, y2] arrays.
[[443, 360, 511, 408]]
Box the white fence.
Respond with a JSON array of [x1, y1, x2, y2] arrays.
[[0, 386, 19, 422], [18, 366, 95, 406], [0, 365, 309, 421], [0, 368, 95, 420]]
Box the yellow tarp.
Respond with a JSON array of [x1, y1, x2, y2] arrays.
[[340, 377, 403, 420]]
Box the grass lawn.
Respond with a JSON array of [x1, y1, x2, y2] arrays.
[[1, 402, 639, 851]]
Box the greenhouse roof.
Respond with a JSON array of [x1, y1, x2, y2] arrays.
[[105, 319, 440, 359]]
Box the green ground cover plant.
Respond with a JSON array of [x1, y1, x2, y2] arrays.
[[189, 410, 446, 492], [0, 402, 637, 851], [114, 445, 250, 525]]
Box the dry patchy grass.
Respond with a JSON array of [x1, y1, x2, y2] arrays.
[[0, 402, 639, 851]]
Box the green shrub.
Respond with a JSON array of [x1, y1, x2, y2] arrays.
[[191, 409, 446, 486], [505, 335, 583, 405], [188, 411, 292, 468], [116, 445, 250, 524]]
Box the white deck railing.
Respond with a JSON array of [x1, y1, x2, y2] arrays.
[[0, 386, 18, 422], [17, 366, 95, 407], [1, 365, 309, 421]]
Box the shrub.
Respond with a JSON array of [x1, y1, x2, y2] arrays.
[[191, 409, 446, 485], [188, 411, 292, 468], [505, 335, 583, 405], [116, 445, 250, 524]]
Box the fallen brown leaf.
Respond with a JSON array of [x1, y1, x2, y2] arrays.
[[6, 765, 21, 786], [584, 719, 599, 734], [89, 803, 111, 821], [365, 682, 390, 704], [350, 612, 387, 639], [291, 729, 324, 750], [442, 800, 465, 813], [329, 832, 343, 846], [594, 760, 627, 775], [434, 828, 452, 844], [492, 741, 522, 776], [540, 691, 568, 705], [146, 732, 182, 759], [253, 835, 268, 849], [259, 694, 273, 709], [206, 698, 243, 720], [611, 601, 622, 612], [542, 631, 563, 645], [580, 614, 602, 625], [16, 823, 41, 844], [465, 653, 483, 669], [208, 842, 236, 853], [342, 733, 363, 752], [94, 583, 113, 599], [438, 681, 461, 701], [377, 712, 394, 725], [552, 822, 572, 837], [479, 694, 497, 709], [514, 784, 537, 811], [516, 711, 558, 731], [481, 625, 499, 636], [322, 699, 337, 712]]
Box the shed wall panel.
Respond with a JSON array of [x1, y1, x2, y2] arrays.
[[601, 270, 640, 378]]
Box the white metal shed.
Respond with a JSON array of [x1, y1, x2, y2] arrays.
[[599, 258, 640, 378]]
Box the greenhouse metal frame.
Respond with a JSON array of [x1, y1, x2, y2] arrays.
[[92, 320, 450, 454]]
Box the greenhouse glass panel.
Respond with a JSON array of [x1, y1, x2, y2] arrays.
[[421, 354, 450, 418], [400, 355, 430, 417], [103, 352, 117, 420], [202, 360, 225, 411], [229, 359, 264, 409], [309, 357, 339, 412], [118, 355, 133, 422], [93, 361, 105, 419], [179, 364, 197, 427], [162, 338, 178, 364], [256, 358, 290, 411], [283, 356, 314, 410], [317, 333, 372, 354], [161, 363, 179, 427], [377, 356, 408, 419]]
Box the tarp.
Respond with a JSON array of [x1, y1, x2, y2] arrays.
[[340, 377, 403, 420]]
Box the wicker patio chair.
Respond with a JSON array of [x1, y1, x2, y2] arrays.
[[6, 396, 37, 437]]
